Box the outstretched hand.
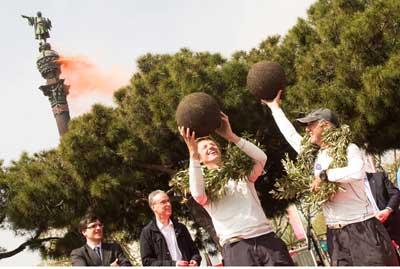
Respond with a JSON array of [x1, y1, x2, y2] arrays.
[[261, 90, 283, 109], [178, 126, 200, 160], [215, 112, 239, 143]]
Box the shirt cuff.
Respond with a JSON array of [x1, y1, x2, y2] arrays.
[[385, 207, 393, 213], [189, 159, 201, 168], [234, 137, 245, 149]]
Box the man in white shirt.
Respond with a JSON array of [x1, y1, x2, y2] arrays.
[[140, 190, 201, 266], [179, 112, 293, 266], [263, 90, 398, 266]]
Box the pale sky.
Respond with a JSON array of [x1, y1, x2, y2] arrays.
[[0, 0, 315, 265]]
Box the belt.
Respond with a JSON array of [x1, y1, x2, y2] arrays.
[[327, 223, 350, 229], [226, 236, 244, 244]]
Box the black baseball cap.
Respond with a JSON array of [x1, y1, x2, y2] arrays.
[[296, 108, 339, 127]]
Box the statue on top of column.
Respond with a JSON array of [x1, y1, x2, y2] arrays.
[[22, 11, 52, 43]]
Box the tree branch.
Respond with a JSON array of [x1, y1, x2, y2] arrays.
[[0, 233, 60, 260], [135, 162, 176, 176]]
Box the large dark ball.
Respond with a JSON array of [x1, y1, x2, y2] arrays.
[[246, 61, 286, 100], [176, 92, 221, 137]]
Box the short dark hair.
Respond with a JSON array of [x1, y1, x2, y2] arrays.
[[79, 213, 102, 234]]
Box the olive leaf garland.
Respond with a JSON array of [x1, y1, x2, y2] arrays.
[[271, 125, 352, 208], [169, 137, 264, 202]]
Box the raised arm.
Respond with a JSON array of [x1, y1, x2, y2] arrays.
[[21, 15, 34, 25], [189, 158, 208, 205], [215, 112, 266, 182], [179, 127, 208, 206], [262, 90, 302, 153], [235, 138, 267, 182]]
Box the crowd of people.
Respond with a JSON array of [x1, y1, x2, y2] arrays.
[[70, 91, 400, 266]]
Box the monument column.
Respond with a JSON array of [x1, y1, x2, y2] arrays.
[[23, 11, 70, 136]]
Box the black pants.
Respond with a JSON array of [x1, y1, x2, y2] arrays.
[[222, 232, 294, 266], [385, 213, 400, 246], [327, 217, 399, 266]]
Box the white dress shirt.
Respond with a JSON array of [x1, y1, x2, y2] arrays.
[[156, 219, 183, 261], [364, 177, 380, 213]]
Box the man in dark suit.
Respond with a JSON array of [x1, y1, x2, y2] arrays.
[[367, 172, 400, 245], [140, 190, 201, 266], [71, 214, 132, 266]]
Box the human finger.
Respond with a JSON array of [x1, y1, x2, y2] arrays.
[[276, 89, 283, 100], [179, 126, 185, 136], [186, 127, 191, 138], [190, 130, 196, 141]]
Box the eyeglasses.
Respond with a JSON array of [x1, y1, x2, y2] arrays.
[[86, 223, 104, 229], [153, 199, 171, 205]]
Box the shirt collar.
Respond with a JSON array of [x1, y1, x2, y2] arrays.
[[86, 241, 102, 250], [156, 218, 173, 230]]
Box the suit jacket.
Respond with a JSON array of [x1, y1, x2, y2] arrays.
[[71, 242, 132, 266], [140, 218, 202, 266], [367, 172, 400, 243]]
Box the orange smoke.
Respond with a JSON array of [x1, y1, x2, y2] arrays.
[[57, 55, 131, 115], [58, 55, 130, 98]]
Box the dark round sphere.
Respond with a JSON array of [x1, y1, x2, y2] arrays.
[[176, 92, 221, 137], [246, 61, 286, 100]]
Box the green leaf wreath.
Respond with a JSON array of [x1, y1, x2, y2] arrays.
[[271, 124, 352, 208], [169, 136, 264, 202]]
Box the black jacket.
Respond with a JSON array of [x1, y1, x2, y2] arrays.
[[140, 218, 201, 266], [367, 172, 400, 244], [71, 242, 132, 266]]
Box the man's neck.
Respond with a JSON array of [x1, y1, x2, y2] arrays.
[[86, 239, 102, 248], [156, 215, 170, 225]]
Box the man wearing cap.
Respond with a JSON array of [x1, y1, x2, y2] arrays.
[[262, 91, 398, 266]]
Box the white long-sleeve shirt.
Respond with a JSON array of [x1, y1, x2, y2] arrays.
[[189, 138, 273, 246], [270, 107, 375, 225]]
